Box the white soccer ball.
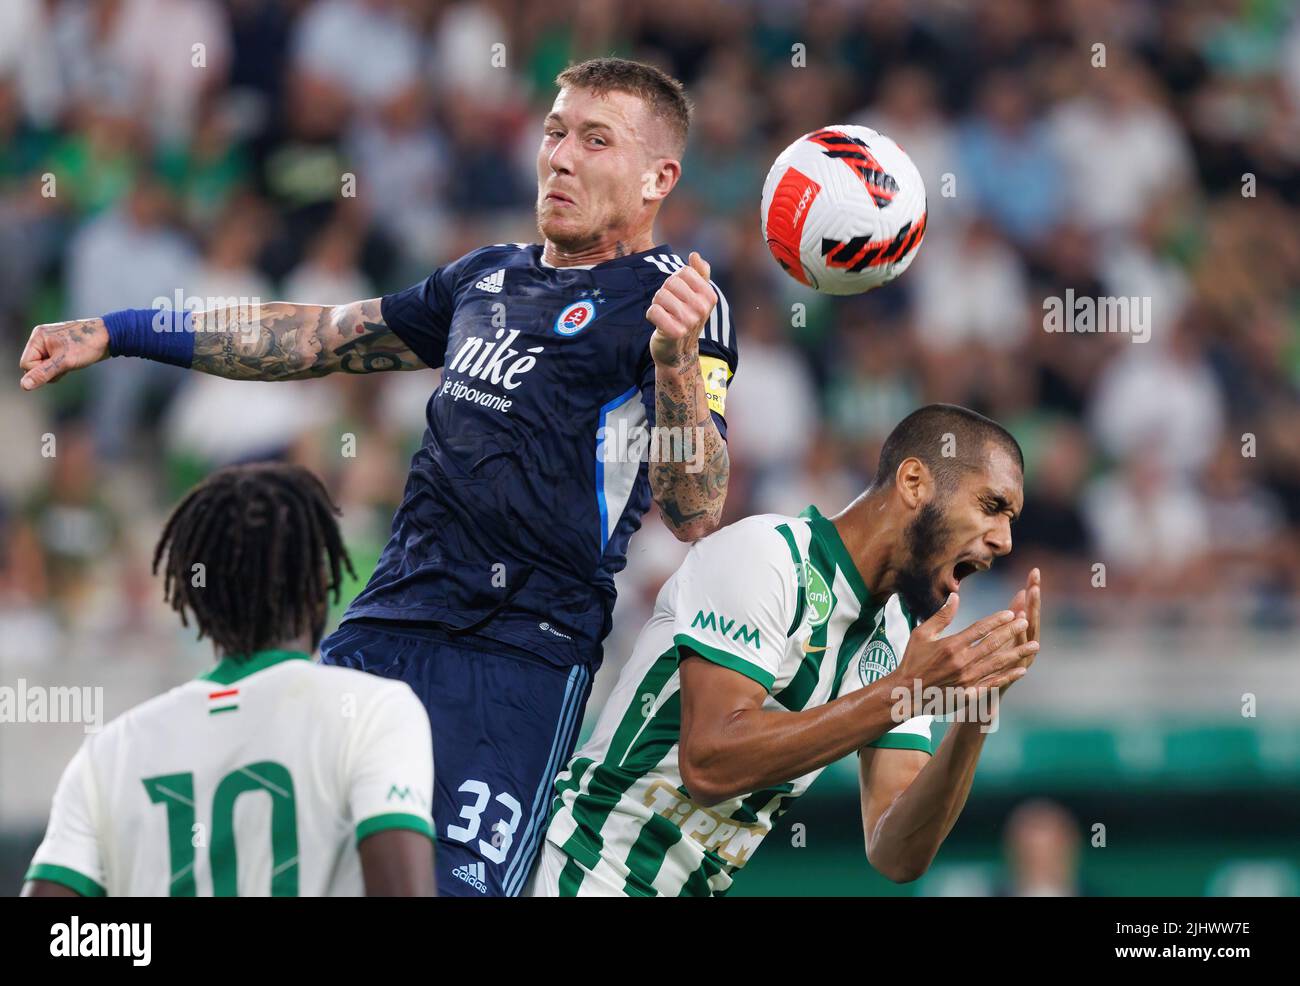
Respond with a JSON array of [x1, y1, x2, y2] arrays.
[[760, 124, 927, 296]]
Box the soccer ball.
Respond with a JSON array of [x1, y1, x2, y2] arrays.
[[761, 125, 927, 295]]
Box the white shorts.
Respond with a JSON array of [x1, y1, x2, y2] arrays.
[[524, 842, 627, 897]]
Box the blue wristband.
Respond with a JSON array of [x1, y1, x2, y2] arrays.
[[103, 308, 196, 368]]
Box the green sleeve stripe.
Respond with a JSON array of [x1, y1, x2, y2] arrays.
[[774, 524, 806, 637], [867, 732, 933, 755], [674, 633, 776, 691], [355, 812, 435, 845], [24, 863, 106, 897]]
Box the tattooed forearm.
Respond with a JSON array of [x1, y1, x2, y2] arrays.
[[651, 354, 730, 541], [190, 299, 424, 380]]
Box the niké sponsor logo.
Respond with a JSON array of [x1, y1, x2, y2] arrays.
[[445, 328, 545, 391]]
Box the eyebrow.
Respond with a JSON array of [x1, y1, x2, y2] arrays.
[[543, 113, 616, 132]]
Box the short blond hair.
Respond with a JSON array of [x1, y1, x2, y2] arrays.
[[556, 57, 691, 157]]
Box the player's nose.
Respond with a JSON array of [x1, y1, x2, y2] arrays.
[[986, 518, 1013, 558], [547, 133, 576, 174]]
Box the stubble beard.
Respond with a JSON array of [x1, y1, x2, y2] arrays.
[[895, 500, 953, 621]]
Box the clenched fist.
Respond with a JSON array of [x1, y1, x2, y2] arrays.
[[647, 251, 717, 368], [19, 318, 109, 391]]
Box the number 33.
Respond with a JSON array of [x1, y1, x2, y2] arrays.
[[444, 779, 522, 864]]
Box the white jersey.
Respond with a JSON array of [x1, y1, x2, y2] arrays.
[[543, 507, 932, 897], [26, 651, 434, 897]]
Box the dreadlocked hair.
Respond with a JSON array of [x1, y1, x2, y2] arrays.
[[152, 462, 355, 659]]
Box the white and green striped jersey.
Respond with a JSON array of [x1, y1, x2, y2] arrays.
[[26, 651, 434, 897], [544, 506, 933, 897]]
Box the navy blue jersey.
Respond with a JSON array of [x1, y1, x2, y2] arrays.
[[341, 243, 738, 668]]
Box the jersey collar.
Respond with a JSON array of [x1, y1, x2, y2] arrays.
[[801, 505, 871, 607], [199, 649, 312, 685], [536, 243, 678, 272]]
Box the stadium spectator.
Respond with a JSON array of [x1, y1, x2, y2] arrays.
[[0, 0, 1296, 694], [998, 799, 1089, 897]]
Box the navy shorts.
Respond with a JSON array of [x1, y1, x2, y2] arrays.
[[320, 620, 592, 897]]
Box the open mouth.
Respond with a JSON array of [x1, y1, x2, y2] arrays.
[[944, 559, 984, 594]]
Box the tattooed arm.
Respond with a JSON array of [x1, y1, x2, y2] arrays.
[[645, 252, 731, 542], [189, 299, 423, 379], [650, 353, 729, 541], [18, 299, 425, 390]]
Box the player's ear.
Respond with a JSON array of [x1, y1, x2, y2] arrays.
[[641, 158, 680, 203], [895, 457, 930, 510]]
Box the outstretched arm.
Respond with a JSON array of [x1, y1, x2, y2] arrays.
[[19, 298, 425, 390], [189, 299, 423, 379]]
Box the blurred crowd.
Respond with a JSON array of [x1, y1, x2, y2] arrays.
[[1, 0, 1298, 667]]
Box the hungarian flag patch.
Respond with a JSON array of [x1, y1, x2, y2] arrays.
[[207, 688, 239, 715]]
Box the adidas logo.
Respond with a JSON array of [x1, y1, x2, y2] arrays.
[[475, 269, 505, 294], [451, 861, 488, 894]]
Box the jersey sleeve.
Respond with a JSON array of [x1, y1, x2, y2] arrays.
[[867, 596, 934, 755], [345, 682, 436, 844], [25, 740, 107, 896], [638, 274, 738, 439], [867, 710, 934, 754], [380, 249, 483, 369], [670, 518, 796, 692], [696, 274, 738, 425]]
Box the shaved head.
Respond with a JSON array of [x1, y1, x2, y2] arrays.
[[873, 403, 1024, 495]]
